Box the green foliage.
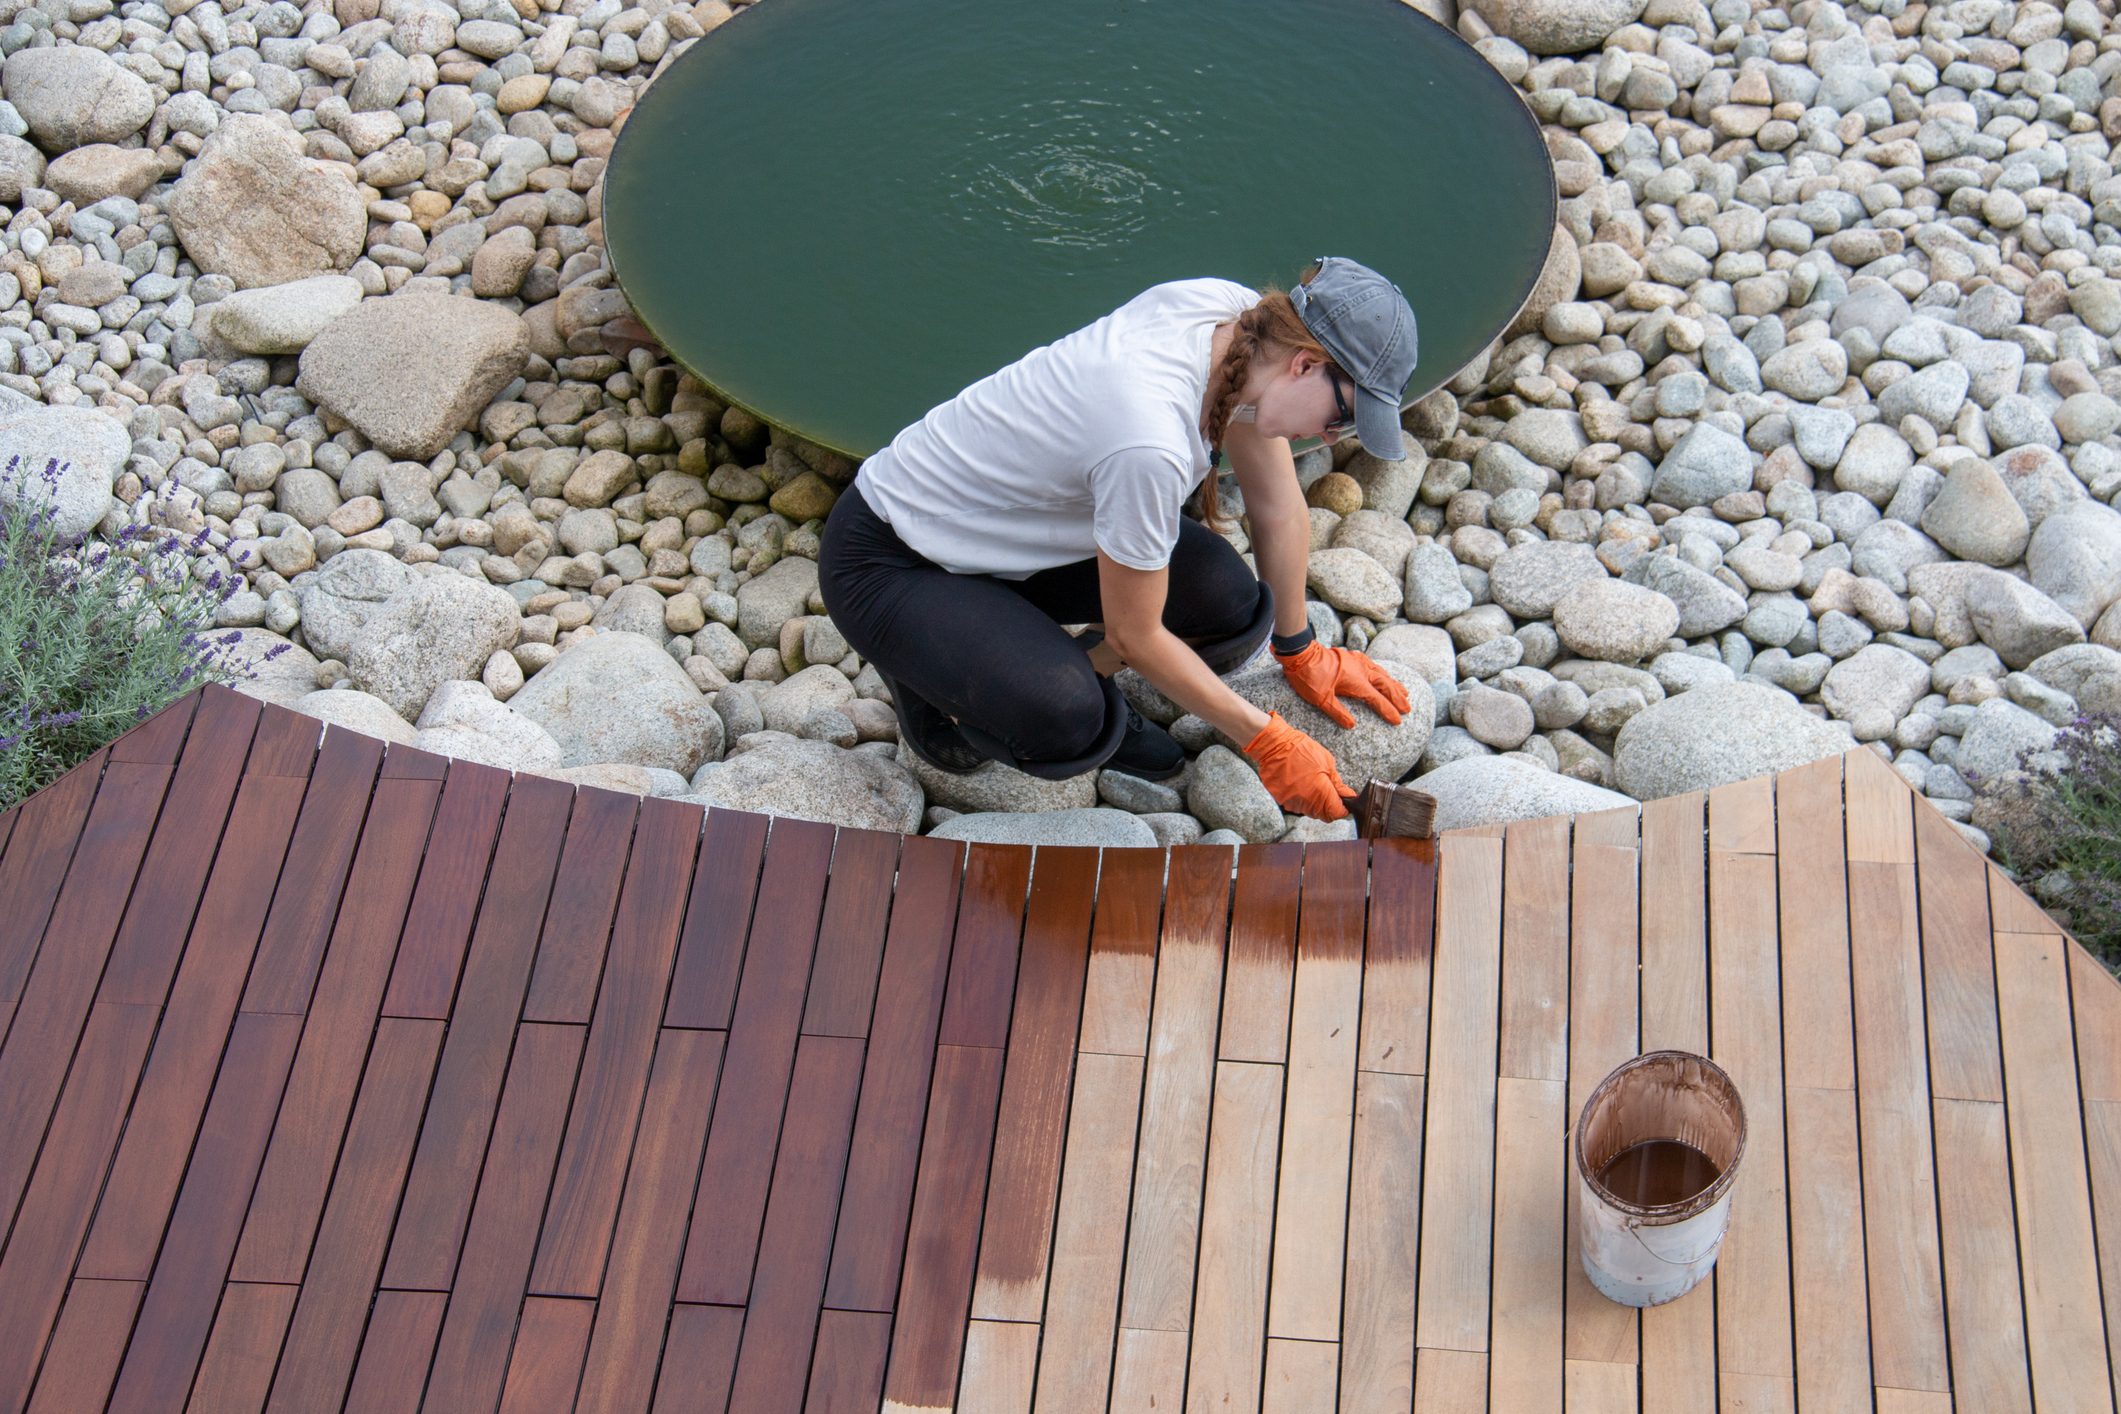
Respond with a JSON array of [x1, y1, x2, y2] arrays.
[[0, 456, 277, 811], [1987, 711, 2121, 971]]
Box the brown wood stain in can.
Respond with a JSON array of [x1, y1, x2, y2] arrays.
[[1595, 1138, 1722, 1209]]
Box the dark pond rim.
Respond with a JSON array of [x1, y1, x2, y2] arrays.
[[604, 0, 1559, 462]]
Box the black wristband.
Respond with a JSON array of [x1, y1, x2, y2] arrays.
[[1270, 625, 1316, 655]]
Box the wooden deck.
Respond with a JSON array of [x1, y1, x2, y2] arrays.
[[0, 681, 2115, 1412]]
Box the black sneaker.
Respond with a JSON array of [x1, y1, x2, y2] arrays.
[[883, 676, 987, 773], [1104, 703, 1186, 781]]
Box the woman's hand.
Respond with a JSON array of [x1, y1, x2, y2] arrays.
[[1243, 712, 1352, 820], [1272, 641, 1411, 730]]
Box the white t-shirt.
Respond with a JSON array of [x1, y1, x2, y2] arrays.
[[854, 278, 1263, 579]]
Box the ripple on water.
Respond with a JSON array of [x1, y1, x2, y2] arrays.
[[947, 92, 1194, 251]]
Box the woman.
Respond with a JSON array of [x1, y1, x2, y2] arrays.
[[818, 256, 1419, 822]]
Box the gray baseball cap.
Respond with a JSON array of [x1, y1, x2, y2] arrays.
[[1290, 256, 1419, 461]]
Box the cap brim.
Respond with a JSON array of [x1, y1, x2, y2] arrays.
[[1353, 386, 1405, 462]]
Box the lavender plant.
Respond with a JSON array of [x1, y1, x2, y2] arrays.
[[0, 455, 285, 810], [1985, 710, 2121, 971]]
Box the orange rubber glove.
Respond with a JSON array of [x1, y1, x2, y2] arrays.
[[1272, 640, 1412, 730], [1242, 712, 1353, 821]]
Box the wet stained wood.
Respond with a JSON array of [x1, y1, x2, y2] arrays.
[[728, 1034, 865, 1414], [239, 725, 386, 1013], [532, 795, 704, 1296], [880, 1042, 1005, 1413], [76, 770, 306, 1281], [378, 761, 512, 1019], [672, 815, 832, 1305], [801, 826, 902, 1038], [381, 772, 574, 1291], [106, 1010, 302, 1414], [421, 1022, 583, 1413], [6, 700, 2121, 1414], [0, 1001, 159, 1412], [662, 807, 771, 1029], [806, 1309, 892, 1414], [939, 843, 1034, 1048], [497, 1297, 594, 1413], [342, 1289, 446, 1414], [824, 836, 966, 1314], [0, 745, 108, 1003], [578, 1028, 727, 1411], [95, 688, 259, 1007], [1358, 836, 1434, 1075], [0, 753, 178, 1224], [24, 1279, 141, 1414], [971, 845, 1100, 1325], [233, 770, 442, 1281], [1077, 843, 1165, 1058], [266, 1016, 444, 1414], [520, 784, 641, 1023], [1219, 843, 1302, 1064], [185, 1282, 296, 1414], [650, 1303, 744, 1413]]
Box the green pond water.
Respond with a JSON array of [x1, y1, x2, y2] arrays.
[[605, 0, 1556, 458]]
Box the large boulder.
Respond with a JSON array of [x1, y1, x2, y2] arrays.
[[1820, 643, 1932, 737], [929, 807, 1155, 848], [1488, 540, 1607, 619], [687, 737, 922, 833], [210, 275, 365, 355], [223, 628, 323, 708], [295, 548, 416, 663], [1222, 658, 1434, 785], [411, 680, 563, 773], [168, 115, 365, 288], [2, 47, 153, 151], [1650, 422, 1753, 509], [2025, 644, 2121, 717], [347, 569, 523, 721], [1964, 570, 2085, 669], [1473, 0, 1646, 54], [2026, 500, 2121, 630], [1621, 554, 1748, 638], [1613, 682, 1850, 799], [291, 688, 416, 745], [299, 292, 528, 458], [1186, 743, 1286, 844], [1552, 577, 1679, 663], [1956, 697, 2061, 788], [0, 404, 126, 536], [737, 555, 820, 648], [1415, 754, 1635, 831], [509, 630, 724, 775], [895, 746, 1097, 813], [1921, 457, 2030, 566]]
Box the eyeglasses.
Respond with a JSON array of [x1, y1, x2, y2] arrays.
[[1324, 368, 1357, 439]]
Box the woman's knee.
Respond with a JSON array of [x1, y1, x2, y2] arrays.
[[987, 660, 1109, 763]]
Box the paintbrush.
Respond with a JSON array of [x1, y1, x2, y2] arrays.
[[1343, 779, 1437, 840]]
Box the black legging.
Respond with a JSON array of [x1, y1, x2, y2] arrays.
[[818, 481, 1267, 772]]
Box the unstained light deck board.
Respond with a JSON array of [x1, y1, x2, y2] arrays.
[[1, 690, 2114, 1414]]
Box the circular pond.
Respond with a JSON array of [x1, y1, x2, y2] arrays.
[[605, 0, 1556, 457]]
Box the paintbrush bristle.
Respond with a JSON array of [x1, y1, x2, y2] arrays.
[[1349, 780, 1439, 840]]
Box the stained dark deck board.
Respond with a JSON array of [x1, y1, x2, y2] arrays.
[[2, 687, 2113, 1412]]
